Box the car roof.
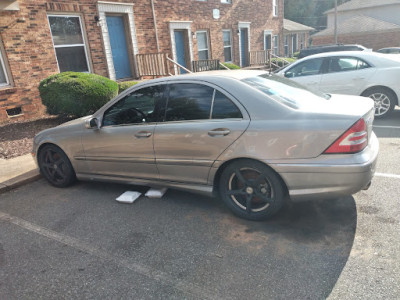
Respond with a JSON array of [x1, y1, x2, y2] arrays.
[[279, 50, 400, 71], [296, 50, 400, 63], [143, 70, 269, 84]]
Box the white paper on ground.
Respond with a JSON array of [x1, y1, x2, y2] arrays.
[[145, 188, 168, 198], [116, 191, 142, 203]]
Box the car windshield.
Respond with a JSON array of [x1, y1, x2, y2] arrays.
[[242, 74, 331, 109]]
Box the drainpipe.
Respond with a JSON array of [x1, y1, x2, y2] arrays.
[[150, 0, 160, 52], [334, 0, 338, 44]]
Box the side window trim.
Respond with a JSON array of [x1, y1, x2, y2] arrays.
[[162, 80, 249, 122], [101, 84, 167, 127], [209, 89, 217, 119]]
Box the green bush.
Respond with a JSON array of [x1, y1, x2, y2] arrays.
[[220, 62, 240, 70], [270, 57, 297, 70], [293, 51, 300, 58], [39, 72, 118, 117], [118, 81, 139, 93]]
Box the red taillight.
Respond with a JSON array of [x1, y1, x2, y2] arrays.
[[324, 118, 368, 154]]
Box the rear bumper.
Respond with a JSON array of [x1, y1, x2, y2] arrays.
[[269, 132, 379, 202]]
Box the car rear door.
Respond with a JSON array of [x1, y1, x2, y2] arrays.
[[319, 56, 377, 95], [153, 82, 250, 184]]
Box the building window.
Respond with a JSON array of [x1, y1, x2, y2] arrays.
[[284, 35, 289, 57], [221, 0, 232, 3], [292, 34, 297, 54], [272, 35, 279, 55], [273, 0, 278, 17], [48, 15, 90, 72], [223, 30, 232, 62], [0, 40, 10, 87], [196, 31, 210, 60], [300, 33, 306, 49]]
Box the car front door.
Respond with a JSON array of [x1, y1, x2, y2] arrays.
[[319, 56, 377, 95], [80, 85, 165, 180], [154, 82, 250, 184], [284, 57, 325, 91]]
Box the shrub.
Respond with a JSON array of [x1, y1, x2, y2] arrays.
[[118, 80, 139, 93], [220, 62, 240, 70], [270, 57, 297, 71], [39, 72, 118, 117], [293, 51, 300, 58]]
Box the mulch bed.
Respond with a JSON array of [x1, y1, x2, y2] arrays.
[[0, 116, 73, 159]]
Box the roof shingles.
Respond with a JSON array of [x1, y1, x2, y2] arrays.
[[326, 0, 400, 14], [312, 15, 400, 37]]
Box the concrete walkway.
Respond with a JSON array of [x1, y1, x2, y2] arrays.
[[0, 154, 41, 193]]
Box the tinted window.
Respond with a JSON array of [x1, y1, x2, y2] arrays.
[[286, 58, 324, 78], [103, 85, 164, 126], [166, 83, 214, 121], [328, 57, 370, 73], [212, 91, 242, 119]]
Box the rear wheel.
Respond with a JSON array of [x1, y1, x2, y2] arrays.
[[219, 160, 285, 221], [38, 144, 76, 187], [362, 87, 395, 118]]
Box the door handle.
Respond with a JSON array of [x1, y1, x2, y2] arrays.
[[208, 128, 231, 137], [134, 131, 152, 138]]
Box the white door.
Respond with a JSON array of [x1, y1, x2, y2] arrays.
[[319, 56, 377, 95], [284, 57, 325, 90]]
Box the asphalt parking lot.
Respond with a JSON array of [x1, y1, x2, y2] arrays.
[[0, 110, 399, 300]]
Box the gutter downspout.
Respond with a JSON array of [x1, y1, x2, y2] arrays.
[[150, 0, 160, 52]]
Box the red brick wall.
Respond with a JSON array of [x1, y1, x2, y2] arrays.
[[311, 30, 400, 50], [0, 0, 283, 124]]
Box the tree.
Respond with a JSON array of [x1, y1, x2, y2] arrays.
[[284, 0, 351, 31]]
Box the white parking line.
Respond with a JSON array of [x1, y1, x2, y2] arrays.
[[373, 125, 400, 129], [0, 211, 221, 300], [375, 172, 400, 179]]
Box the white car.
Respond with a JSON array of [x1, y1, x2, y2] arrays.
[[276, 51, 400, 118]]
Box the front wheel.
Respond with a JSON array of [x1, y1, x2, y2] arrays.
[[38, 144, 76, 187], [219, 160, 285, 221], [362, 87, 396, 118]]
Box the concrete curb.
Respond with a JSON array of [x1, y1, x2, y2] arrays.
[[0, 169, 42, 194]]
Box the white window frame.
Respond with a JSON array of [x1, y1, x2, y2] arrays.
[[264, 30, 273, 51], [221, 0, 232, 3], [273, 0, 278, 17], [284, 35, 289, 57], [300, 33, 306, 49], [292, 33, 297, 54], [47, 14, 91, 73], [196, 30, 210, 60], [0, 40, 10, 87], [273, 35, 279, 55], [223, 29, 233, 62]]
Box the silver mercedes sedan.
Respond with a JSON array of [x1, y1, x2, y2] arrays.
[[33, 70, 379, 221]]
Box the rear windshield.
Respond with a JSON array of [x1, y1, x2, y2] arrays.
[[242, 74, 330, 109]]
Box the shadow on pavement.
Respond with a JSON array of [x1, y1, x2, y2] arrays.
[[0, 180, 357, 300]]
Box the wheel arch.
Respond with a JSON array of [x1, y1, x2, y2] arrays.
[[212, 158, 289, 198], [361, 85, 399, 106], [36, 142, 75, 170]]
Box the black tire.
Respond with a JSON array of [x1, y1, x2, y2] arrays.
[[362, 87, 396, 118], [219, 160, 285, 221], [38, 144, 76, 188]]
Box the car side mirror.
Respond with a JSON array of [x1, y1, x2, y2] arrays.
[[284, 72, 294, 78], [85, 117, 99, 129]]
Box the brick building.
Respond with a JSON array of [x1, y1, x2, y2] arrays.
[[282, 19, 314, 57], [0, 0, 284, 123], [312, 0, 400, 50]]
